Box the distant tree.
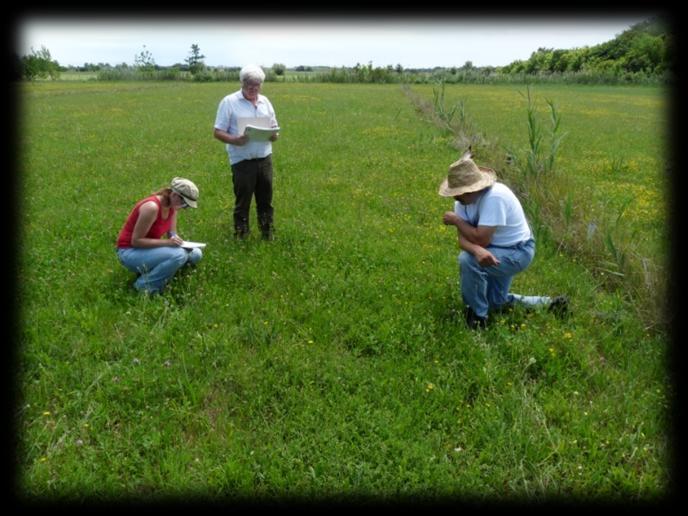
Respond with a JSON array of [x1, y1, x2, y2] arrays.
[[500, 18, 668, 79], [272, 63, 286, 76], [395, 63, 403, 74], [566, 47, 589, 72], [134, 45, 156, 72], [624, 32, 664, 73], [526, 48, 554, 74], [185, 44, 206, 75], [22, 46, 60, 80], [549, 49, 568, 72]]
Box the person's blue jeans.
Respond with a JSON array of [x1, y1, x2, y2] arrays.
[[458, 238, 551, 318], [117, 246, 202, 294]]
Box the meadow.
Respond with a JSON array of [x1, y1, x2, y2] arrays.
[[17, 80, 670, 501]]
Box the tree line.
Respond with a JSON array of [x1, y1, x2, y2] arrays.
[[17, 19, 671, 85], [500, 19, 670, 76]]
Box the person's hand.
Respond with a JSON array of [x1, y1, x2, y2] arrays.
[[234, 134, 249, 146], [442, 211, 460, 226], [475, 247, 500, 267], [169, 235, 183, 246], [269, 132, 279, 142]]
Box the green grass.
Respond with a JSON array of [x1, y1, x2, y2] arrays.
[[53, 71, 99, 81], [17, 81, 670, 501]]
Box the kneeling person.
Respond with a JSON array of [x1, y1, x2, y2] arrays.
[[439, 151, 567, 329], [116, 177, 202, 294]]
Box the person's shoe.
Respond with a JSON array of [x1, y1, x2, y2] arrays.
[[548, 295, 569, 317], [491, 301, 515, 315], [259, 215, 274, 241], [465, 306, 487, 330], [234, 228, 250, 240]]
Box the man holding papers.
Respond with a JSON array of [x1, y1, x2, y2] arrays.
[[213, 64, 280, 241]]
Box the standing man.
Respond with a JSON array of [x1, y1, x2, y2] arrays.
[[213, 64, 279, 240], [439, 150, 568, 329]]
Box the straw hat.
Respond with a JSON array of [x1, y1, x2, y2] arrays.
[[438, 153, 497, 197]]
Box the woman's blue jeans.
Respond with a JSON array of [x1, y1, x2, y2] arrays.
[[117, 246, 202, 294], [458, 238, 550, 318]]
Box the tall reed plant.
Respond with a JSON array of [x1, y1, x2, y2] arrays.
[[501, 88, 666, 332], [505, 85, 566, 180]]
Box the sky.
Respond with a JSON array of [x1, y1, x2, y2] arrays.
[[17, 15, 655, 69]]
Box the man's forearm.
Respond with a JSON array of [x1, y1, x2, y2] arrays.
[[458, 234, 483, 255], [455, 218, 486, 246], [443, 211, 493, 247]]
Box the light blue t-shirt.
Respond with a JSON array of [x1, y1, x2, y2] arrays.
[[454, 182, 532, 247], [214, 90, 278, 165]]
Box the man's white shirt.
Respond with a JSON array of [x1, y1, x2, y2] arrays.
[[454, 182, 532, 247], [214, 90, 278, 165]]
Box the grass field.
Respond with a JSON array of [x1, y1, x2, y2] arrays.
[[51, 71, 100, 81], [16, 81, 671, 501]]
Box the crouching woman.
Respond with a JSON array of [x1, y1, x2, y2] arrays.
[[116, 177, 202, 294]]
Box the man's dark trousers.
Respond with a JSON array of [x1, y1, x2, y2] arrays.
[[231, 155, 273, 238]]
